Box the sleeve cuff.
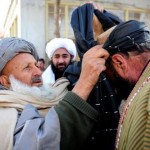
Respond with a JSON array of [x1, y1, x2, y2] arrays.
[[63, 91, 99, 122]]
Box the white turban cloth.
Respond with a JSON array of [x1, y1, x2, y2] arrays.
[[46, 38, 77, 61]]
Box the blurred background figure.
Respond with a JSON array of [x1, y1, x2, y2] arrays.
[[37, 58, 46, 72], [42, 38, 77, 85]]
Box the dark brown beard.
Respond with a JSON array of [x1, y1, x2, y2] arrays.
[[51, 62, 68, 80], [112, 70, 135, 100], [105, 62, 135, 100]]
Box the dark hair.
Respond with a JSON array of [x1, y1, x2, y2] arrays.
[[38, 58, 45, 64]]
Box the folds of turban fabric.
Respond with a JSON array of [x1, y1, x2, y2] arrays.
[[103, 20, 150, 55]]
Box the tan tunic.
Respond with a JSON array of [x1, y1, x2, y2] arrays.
[[116, 62, 150, 150]]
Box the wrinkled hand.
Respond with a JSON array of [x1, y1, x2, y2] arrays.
[[72, 45, 109, 100]]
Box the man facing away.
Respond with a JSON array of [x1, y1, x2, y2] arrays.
[[66, 19, 150, 150], [42, 38, 77, 85], [103, 20, 150, 150], [0, 37, 108, 150]]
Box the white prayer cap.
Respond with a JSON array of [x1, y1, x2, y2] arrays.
[[46, 38, 77, 61]]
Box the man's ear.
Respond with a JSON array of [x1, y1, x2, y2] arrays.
[[0, 75, 10, 88], [111, 54, 128, 76]]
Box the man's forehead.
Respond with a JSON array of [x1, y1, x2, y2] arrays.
[[5, 53, 36, 67], [53, 48, 71, 55], [12, 52, 35, 60]]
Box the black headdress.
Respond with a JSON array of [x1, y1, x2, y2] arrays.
[[104, 20, 150, 55]]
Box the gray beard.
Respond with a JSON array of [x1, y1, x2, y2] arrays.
[[9, 75, 57, 100]]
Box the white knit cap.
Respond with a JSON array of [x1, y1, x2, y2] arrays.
[[46, 38, 77, 61]]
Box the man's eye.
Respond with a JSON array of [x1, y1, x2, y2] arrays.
[[24, 66, 30, 70], [54, 55, 59, 58], [63, 55, 68, 58], [63, 55, 70, 58]]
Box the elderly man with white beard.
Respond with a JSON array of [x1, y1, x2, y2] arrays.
[[0, 37, 108, 150]]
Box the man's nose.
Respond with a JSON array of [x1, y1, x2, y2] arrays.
[[33, 66, 42, 76], [58, 57, 65, 63]]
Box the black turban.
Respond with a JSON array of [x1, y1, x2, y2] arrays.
[[103, 20, 150, 55]]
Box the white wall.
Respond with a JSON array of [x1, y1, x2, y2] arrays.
[[100, 0, 150, 9], [20, 0, 46, 58]]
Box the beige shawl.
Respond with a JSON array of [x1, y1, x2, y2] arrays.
[[0, 77, 69, 150], [116, 62, 150, 149]]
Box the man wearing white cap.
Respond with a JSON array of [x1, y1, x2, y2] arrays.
[[42, 38, 77, 85]]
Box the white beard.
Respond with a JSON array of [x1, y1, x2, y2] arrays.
[[9, 75, 56, 100]]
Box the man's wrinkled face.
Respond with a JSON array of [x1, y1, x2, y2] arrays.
[[2, 53, 43, 87], [51, 48, 73, 71], [105, 51, 150, 100]]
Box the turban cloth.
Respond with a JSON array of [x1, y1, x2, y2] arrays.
[[0, 37, 39, 73], [103, 20, 150, 55], [71, 3, 122, 59], [45, 38, 77, 61], [63, 3, 122, 150]]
